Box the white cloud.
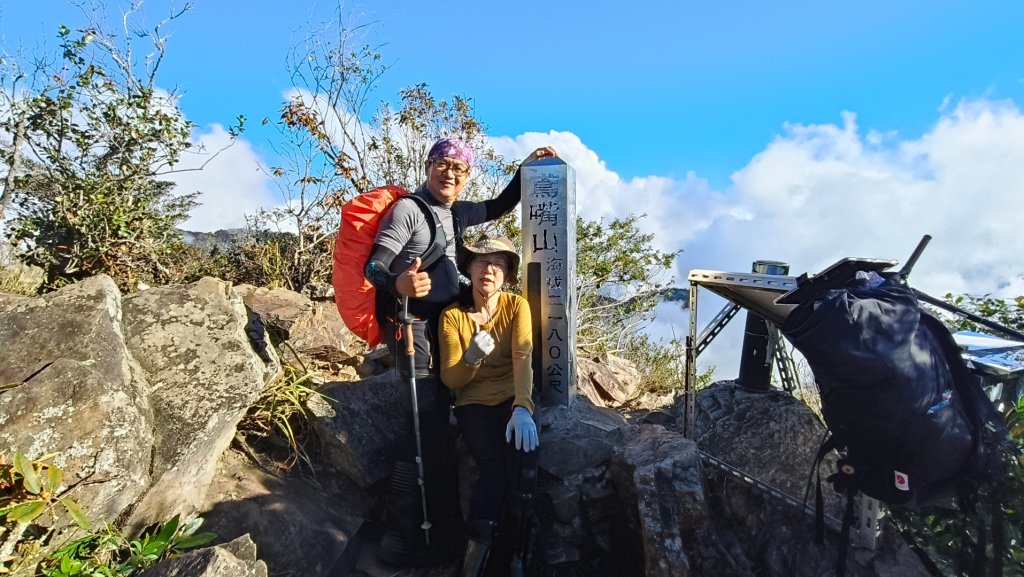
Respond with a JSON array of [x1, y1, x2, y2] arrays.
[[170, 125, 276, 232], [494, 98, 1024, 379], [690, 99, 1024, 300], [490, 131, 740, 258]]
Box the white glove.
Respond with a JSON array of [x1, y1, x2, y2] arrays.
[[505, 406, 539, 452], [463, 330, 495, 366]]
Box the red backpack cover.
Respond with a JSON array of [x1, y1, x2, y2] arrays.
[[332, 185, 409, 347]]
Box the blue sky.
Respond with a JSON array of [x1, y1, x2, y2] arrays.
[[6, 1, 1024, 187], [4, 1, 1024, 375]]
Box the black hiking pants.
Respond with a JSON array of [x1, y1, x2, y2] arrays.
[[377, 302, 462, 565], [455, 399, 517, 521], [379, 304, 451, 464]]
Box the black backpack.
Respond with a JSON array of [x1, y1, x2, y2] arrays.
[[781, 272, 1015, 572]]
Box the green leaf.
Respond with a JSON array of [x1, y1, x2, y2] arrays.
[[58, 497, 91, 531], [153, 513, 180, 544], [141, 540, 167, 558], [14, 451, 42, 495], [173, 531, 216, 550], [9, 499, 46, 523], [177, 516, 204, 538], [45, 464, 64, 494]]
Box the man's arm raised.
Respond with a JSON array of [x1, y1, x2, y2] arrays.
[[479, 146, 560, 222]]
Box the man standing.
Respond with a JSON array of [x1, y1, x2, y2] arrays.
[[364, 138, 556, 566]]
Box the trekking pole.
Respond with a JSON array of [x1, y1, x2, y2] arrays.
[[899, 234, 932, 280], [401, 296, 432, 545], [898, 234, 1024, 342]]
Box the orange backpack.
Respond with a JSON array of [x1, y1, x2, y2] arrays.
[[332, 186, 444, 346]]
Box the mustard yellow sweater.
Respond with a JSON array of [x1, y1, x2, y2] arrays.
[[439, 291, 534, 413]]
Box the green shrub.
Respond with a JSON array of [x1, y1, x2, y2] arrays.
[[1, 451, 90, 573], [621, 333, 714, 399], [237, 364, 334, 471], [38, 515, 215, 577]]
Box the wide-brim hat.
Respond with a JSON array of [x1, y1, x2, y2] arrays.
[[457, 235, 521, 285]]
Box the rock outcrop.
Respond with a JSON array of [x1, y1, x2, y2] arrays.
[[0, 276, 278, 574], [307, 373, 406, 489], [0, 275, 154, 525], [577, 354, 640, 407], [200, 449, 368, 577], [122, 277, 277, 531], [692, 381, 931, 577], [236, 284, 366, 379], [612, 425, 705, 577], [1, 277, 940, 577]]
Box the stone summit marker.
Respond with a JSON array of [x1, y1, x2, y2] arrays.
[[521, 156, 577, 407]]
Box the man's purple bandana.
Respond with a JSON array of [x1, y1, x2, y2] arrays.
[[427, 138, 474, 168]]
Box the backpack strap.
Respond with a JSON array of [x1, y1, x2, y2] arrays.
[[835, 487, 857, 577], [399, 193, 448, 271], [990, 481, 1006, 577], [920, 312, 1014, 450], [812, 435, 840, 545]]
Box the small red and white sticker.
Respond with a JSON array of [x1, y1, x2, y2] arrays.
[[894, 470, 910, 491]]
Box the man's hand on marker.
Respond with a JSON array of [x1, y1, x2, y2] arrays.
[[522, 146, 559, 165]]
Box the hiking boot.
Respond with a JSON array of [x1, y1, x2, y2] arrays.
[[460, 519, 499, 577]]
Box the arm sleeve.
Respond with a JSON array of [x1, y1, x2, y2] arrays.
[[364, 197, 425, 297], [439, 308, 480, 390], [458, 169, 523, 228], [364, 245, 399, 297], [484, 169, 522, 221], [511, 295, 535, 413]]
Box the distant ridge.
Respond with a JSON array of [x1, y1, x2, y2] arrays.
[[176, 228, 247, 252]]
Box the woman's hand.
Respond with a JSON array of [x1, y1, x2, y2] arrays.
[[505, 406, 538, 452], [463, 330, 495, 366]]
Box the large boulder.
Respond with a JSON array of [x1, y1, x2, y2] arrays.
[[0, 275, 153, 524], [307, 373, 405, 488], [532, 397, 706, 575], [121, 277, 272, 530], [693, 380, 931, 577], [0, 293, 32, 308], [533, 398, 630, 566], [539, 399, 627, 480], [139, 534, 268, 577], [236, 285, 365, 376], [232, 285, 312, 340], [576, 354, 640, 407], [611, 425, 706, 577], [200, 449, 369, 577], [696, 381, 830, 501]]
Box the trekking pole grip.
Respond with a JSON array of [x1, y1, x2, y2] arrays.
[[402, 297, 415, 357]]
